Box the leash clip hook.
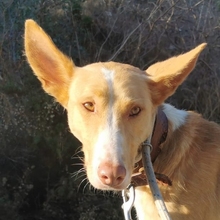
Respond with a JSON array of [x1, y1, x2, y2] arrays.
[[122, 184, 135, 220]]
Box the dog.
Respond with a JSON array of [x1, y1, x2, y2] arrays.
[[24, 19, 220, 219]]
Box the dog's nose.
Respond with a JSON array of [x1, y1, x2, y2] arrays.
[[98, 163, 126, 187]]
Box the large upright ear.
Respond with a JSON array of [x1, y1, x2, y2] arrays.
[[24, 19, 74, 108], [146, 43, 206, 105]]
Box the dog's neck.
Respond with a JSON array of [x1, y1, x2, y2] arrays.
[[132, 106, 171, 186]]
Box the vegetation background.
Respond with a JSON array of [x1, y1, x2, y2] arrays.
[[0, 0, 220, 219]]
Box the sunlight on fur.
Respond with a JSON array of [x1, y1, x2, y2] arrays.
[[25, 19, 220, 220]]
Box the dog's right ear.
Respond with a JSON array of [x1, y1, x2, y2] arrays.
[[24, 19, 74, 108]]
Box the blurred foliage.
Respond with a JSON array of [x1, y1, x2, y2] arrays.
[[0, 0, 220, 219]]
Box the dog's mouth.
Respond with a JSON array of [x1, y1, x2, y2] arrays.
[[84, 159, 143, 191], [83, 147, 143, 191], [94, 166, 131, 191]]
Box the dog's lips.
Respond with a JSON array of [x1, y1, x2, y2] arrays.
[[100, 185, 126, 191], [93, 181, 130, 191], [86, 168, 132, 191]]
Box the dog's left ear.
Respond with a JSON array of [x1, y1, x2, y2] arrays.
[[24, 19, 74, 108], [146, 43, 206, 105]]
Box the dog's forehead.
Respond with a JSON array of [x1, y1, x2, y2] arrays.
[[83, 61, 144, 76], [77, 62, 146, 85], [71, 62, 148, 102]]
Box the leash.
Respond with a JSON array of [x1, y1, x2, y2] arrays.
[[122, 141, 171, 220], [141, 140, 171, 220], [122, 107, 172, 220]]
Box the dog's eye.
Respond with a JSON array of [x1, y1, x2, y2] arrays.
[[129, 107, 141, 117], [83, 102, 95, 112]]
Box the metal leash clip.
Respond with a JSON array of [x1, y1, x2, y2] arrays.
[[122, 184, 135, 220]]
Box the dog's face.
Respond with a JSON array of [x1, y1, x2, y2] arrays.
[[24, 19, 206, 190], [67, 63, 155, 189]]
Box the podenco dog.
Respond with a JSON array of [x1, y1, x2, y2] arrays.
[[24, 19, 220, 219]]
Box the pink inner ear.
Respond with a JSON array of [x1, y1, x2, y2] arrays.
[[34, 52, 62, 85], [25, 20, 74, 108], [146, 43, 206, 105]]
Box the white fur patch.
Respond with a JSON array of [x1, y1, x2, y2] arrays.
[[93, 68, 123, 165], [163, 103, 188, 131], [94, 127, 123, 163], [101, 67, 115, 120]]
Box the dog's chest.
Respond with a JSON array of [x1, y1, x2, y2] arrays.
[[134, 186, 161, 220]]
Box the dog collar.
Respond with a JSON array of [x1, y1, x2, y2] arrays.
[[131, 106, 172, 187], [150, 106, 168, 163]]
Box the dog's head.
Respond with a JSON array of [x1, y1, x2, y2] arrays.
[[24, 19, 206, 190]]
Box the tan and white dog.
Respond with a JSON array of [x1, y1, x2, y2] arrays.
[[24, 19, 220, 220]]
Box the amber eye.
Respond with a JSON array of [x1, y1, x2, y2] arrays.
[[129, 106, 141, 117], [83, 102, 95, 112]]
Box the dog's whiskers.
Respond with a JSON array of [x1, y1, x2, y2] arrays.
[[83, 181, 91, 193], [71, 156, 84, 163], [78, 177, 90, 192], [72, 146, 83, 156], [72, 163, 84, 166], [71, 167, 86, 179]]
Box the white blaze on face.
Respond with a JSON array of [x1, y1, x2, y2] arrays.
[[93, 68, 124, 167]]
